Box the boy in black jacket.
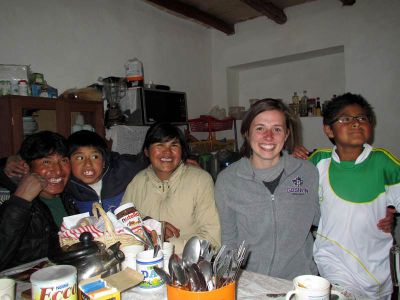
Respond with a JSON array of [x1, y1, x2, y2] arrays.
[[65, 130, 148, 213]]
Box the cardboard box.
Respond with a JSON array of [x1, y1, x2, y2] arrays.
[[79, 268, 143, 300]]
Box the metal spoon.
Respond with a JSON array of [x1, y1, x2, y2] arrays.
[[199, 239, 210, 258], [122, 227, 151, 247], [187, 264, 201, 291], [154, 266, 172, 285], [169, 254, 187, 286], [198, 260, 214, 290], [192, 263, 207, 291], [141, 225, 154, 249], [182, 236, 201, 267]]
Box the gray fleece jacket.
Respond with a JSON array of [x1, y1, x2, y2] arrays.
[[215, 152, 320, 280]]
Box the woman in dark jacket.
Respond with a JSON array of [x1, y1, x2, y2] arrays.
[[0, 131, 75, 271]]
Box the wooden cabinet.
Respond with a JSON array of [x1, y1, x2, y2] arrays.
[[0, 95, 105, 157]]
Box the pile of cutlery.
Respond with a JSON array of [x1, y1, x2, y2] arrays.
[[154, 236, 247, 291]]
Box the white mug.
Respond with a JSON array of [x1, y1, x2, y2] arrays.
[[0, 278, 15, 300], [71, 124, 82, 133], [82, 124, 94, 132], [286, 275, 331, 300], [121, 244, 145, 271], [136, 249, 164, 291]]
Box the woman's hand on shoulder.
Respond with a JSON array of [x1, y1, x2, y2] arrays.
[[377, 207, 396, 233], [185, 158, 200, 168], [291, 145, 310, 160], [4, 155, 29, 178]]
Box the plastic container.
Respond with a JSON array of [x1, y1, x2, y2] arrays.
[[0, 80, 12, 96], [125, 57, 144, 88], [188, 116, 234, 141], [167, 282, 235, 300], [18, 80, 29, 96], [30, 265, 77, 300]]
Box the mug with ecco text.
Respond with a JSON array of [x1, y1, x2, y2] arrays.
[[0, 278, 15, 300]]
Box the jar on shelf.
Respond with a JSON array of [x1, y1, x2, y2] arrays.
[[18, 80, 29, 96], [0, 80, 12, 96]]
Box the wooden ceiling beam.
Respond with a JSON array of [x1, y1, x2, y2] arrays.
[[240, 0, 287, 24], [143, 0, 235, 35], [340, 0, 356, 5]]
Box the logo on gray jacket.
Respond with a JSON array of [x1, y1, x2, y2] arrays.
[[287, 176, 309, 195]]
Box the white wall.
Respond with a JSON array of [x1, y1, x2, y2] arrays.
[[0, 0, 212, 119], [210, 0, 400, 156], [1, 0, 399, 156]]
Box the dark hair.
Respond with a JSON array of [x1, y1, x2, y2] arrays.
[[67, 130, 108, 159], [323, 93, 376, 127], [240, 98, 297, 157], [141, 122, 189, 163], [19, 131, 69, 165]]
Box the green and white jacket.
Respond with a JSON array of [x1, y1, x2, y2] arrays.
[[310, 144, 400, 299]]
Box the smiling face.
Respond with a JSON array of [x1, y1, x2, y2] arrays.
[[248, 109, 289, 169], [70, 146, 105, 185], [145, 138, 182, 180], [30, 153, 71, 198], [324, 104, 372, 159]]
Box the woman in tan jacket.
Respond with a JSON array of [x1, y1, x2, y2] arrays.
[[122, 123, 221, 254]]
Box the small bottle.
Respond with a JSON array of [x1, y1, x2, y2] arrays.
[[315, 97, 322, 116], [300, 90, 308, 117], [125, 57, 144, 88], [292, 92, 299, 104], [18, 80, 29, 96]]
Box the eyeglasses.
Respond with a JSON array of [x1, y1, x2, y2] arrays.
[[332, 115, 370, 125]]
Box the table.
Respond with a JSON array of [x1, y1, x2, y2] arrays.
[[122, 270, 292, 300], [0, 258, 293, 300]]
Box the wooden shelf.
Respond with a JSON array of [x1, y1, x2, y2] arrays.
[[0, 95, 105, 157]]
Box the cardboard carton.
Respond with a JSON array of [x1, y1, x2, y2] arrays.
[[79, 268, 143, 300]]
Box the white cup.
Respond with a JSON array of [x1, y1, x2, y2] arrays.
[[0, 279, 15, 300], [121, 244, 145, 271], [71, 124, 83, 133], [162, 242, 174, 273], [286, 275, 331, 300], [136, 249, 164, 291], [82, 124, 94, 131], [75, 114, 84, 126]]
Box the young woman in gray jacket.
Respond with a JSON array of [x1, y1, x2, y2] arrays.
[[215, 99, 320, 280]]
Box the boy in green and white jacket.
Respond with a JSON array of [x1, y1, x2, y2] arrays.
[[309, 93, 400, 299]]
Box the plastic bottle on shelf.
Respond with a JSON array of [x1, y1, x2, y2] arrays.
[[300, 90, 308, 117], [18, 80, 29, 96], [292, 92, 300, 104], [125, 57, 144, 88], [315, 97, 322, 116], [290, 92, 300, 116]]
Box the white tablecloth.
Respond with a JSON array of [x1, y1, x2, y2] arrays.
[[1, 258, 293, 300]]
